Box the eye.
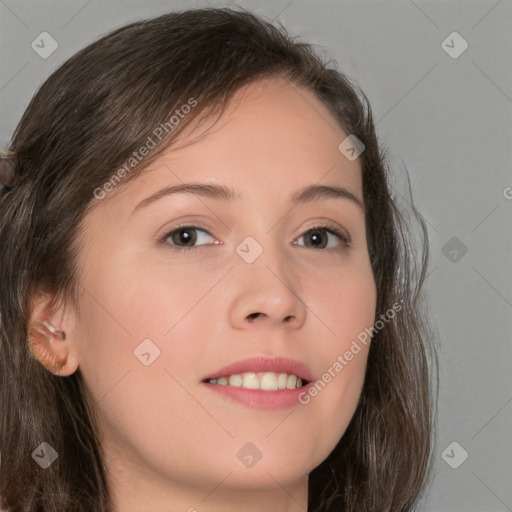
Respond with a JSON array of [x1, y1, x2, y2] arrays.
[[160, 222, 351, 253], [162, 225, 218, 252], [293, 224, 351, 250]]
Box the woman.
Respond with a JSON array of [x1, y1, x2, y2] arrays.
[[0, 7, 438, 511]]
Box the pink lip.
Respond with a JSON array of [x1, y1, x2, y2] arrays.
[[203, 383, 314, 410], [201, 356, 315, 410], [203, 356, 315, 382]]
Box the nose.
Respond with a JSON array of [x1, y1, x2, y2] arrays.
[[228, 245, 307, 330]]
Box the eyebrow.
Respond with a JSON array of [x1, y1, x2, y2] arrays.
[[132, 182, 364, 214]]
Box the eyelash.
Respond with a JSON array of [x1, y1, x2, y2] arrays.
[[160, 222, 351, 253]]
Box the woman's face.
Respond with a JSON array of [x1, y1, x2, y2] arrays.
[[71, 76, 376, 508]]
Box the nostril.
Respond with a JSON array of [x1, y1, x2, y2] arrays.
[[247, 312, 262, 322]]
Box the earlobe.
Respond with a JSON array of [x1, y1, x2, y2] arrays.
[[27, 293, 80, 377]]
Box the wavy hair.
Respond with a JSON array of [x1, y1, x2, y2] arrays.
[[0, 7, 438, 511]]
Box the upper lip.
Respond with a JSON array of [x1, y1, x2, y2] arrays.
[[202, 356, 315, 383]]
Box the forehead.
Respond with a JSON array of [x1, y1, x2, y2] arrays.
[[91, 76, 363, 217]]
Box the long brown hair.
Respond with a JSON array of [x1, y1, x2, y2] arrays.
[[0, 7, 438, 511]]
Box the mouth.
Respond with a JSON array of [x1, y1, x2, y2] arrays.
[[201, 356, 314, 409], [202, 355, 314, 388]]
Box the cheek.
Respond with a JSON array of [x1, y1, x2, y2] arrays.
[[294, 316, 373, 473], [77, 253, 203, 355], [111, 255, 219, 337], [306, 252, 377, 348], [295, 256, 376, 453], [74, 263, 215, 480], [75, 255, 213, 425]]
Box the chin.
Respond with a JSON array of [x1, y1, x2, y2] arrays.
[[223, 465, 309, 491]]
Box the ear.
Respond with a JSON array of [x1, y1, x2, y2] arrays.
[[27, 292, 80, 377]]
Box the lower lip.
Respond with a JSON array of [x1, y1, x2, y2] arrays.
[[203, 382, 312, 410]]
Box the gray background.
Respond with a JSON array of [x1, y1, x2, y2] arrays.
[[1, 0, 511, 510]]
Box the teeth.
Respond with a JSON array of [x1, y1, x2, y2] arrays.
[[242, 372, 260, 389], [286, 374, 297, 389], [260, 372, 277, 390], [208, 371, 305, 390], [228, 374, 243, 387]]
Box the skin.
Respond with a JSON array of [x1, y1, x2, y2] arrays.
[[32, 76, 377, 511]]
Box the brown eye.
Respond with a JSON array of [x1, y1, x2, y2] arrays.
[[294, 225, 350, 250], [163, 226, 216, 251], [169, 227, 197, 246], [303, 228, 329, 249]]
